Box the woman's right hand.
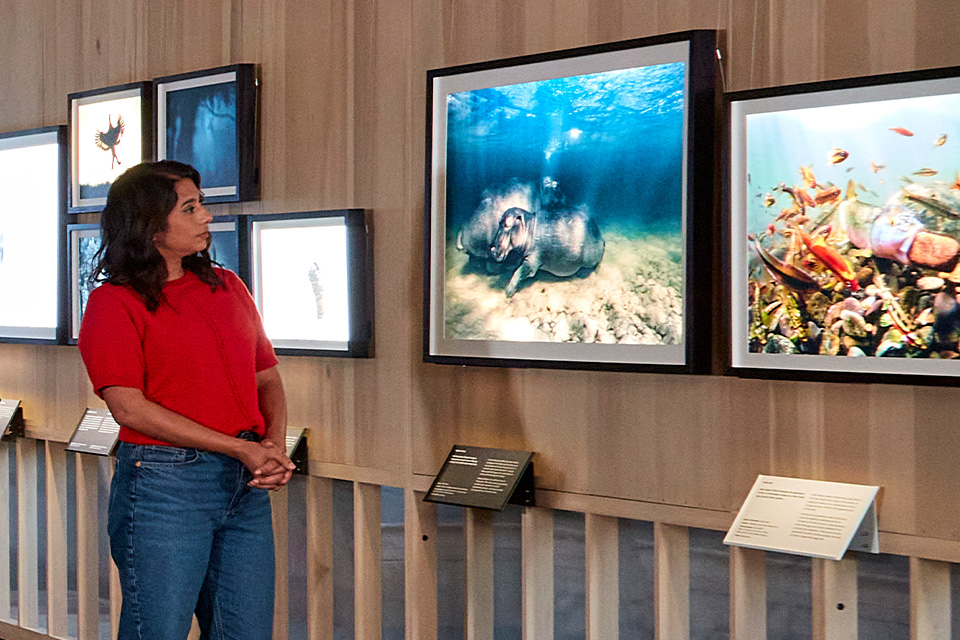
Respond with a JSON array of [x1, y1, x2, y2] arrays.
[[238, 439, 295, 490]]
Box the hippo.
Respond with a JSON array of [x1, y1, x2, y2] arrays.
[[491, 206, 604, 297], [456, 184, 534, 273]]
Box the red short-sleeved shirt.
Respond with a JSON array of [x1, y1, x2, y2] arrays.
[[78, 268, 279, 446]]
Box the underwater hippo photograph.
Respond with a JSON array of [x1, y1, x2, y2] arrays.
[[730, 71, 960, 380], [426, 35, 710, 369]]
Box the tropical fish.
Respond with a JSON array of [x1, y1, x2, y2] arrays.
[[871, 161, 886, 173], [829, 148, 849, 164], [797, 227, 859, 291], [935, 134, 948, 146], [889, 127, 914, 137], [913, 168, 938, 177], [799, 165, 818, 189], [814, 185, 841, 206], [752, 238, 820, 292], [796, 188, 816, 208], [764, 193, 776, 207]]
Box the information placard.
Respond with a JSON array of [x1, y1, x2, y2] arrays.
[[724, 475, 880, 560], [285, 427, 307, 475], [0, 399, 24, 440], [67, 408, 121, 456], [424, 445, 534, 510]]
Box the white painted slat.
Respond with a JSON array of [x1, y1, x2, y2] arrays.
[[521, 507, 553, 640], [16, 438, 38, 630], [44, 441, 68, 637], [654, 522, 689, 640], [0, 443, 10, 621], [306, 476, 334, 640], [271, 488, 289, 640], [403, 490, 437, 640], [910, 557, 951, 640], [465, 508, 494, 640], [585, 513, 618, 640], [75, 454, 99, 640], [812, 556, 857, 640], [354, 482, 382, 640], [729, 546, 766, 640]]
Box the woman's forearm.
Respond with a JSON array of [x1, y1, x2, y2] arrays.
[[256, 366, 288, 450]]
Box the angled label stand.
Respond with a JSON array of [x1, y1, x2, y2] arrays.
[[67, 408, 121, 456], [0, 399, 24, 441], [285, 427, 308, 475], [424, 445, 534, 510], [724, 474, 880, 561]]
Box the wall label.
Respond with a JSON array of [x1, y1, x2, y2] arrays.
[[67, 408, 121, 456], [424, 445, 534, 510], [286, 427, 307, 475], [0, 399, 24, 441], [724, 474, 879, 561]]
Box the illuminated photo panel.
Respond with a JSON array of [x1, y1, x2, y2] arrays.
[[729, 66, 960, 383], [247, 210, 372, 357], [0, 127, 65, 342]]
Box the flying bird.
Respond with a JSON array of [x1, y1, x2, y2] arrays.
[[94, 115, 124, 169]]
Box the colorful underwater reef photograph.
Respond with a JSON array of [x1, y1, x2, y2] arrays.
[[731, 74, 960, 379]]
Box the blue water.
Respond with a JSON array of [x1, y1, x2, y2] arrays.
[[745, 91, 960, 236], [445, 62, 686, 239]]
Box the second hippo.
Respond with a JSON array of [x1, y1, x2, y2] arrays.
[[491, 206, 605, 297]]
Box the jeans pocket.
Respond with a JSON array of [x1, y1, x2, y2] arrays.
[[137, 445, 201, 468]]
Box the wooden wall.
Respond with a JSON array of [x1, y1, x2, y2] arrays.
[[3, 0, 960, 556]]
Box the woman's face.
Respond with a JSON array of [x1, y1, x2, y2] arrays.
[[153, 178, 212, 264]]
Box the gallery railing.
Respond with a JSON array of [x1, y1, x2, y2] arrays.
[[0, 437, 952, 640]]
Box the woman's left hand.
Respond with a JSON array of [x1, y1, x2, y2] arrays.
[[248, 440, 294, 490]]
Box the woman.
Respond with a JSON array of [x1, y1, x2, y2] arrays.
[[78, 160, 295, 640]]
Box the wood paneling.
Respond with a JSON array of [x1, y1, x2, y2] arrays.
[[3, 0, 960, 558]]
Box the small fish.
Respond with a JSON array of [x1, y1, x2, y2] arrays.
[[814, 185, 841, 206], [913, 168, 938, 177], [870, 161, 886, 173], [752, 238, 821, 292], [764, 193, 776, 207], [829, 148, 849, 164], [935, 134, 948, 146], [796, 188, 816, 208], [845, 166, 855, 173], [889, 126, 914, 137], [799, 165, 817, 189], [954, 171, 960, 191]]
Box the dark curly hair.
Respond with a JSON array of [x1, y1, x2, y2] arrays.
[[92, 160, 223, 311]]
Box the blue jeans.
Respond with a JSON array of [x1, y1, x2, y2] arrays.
[[109, 438, 275, 640]]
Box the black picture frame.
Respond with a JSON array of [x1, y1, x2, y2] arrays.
[[0, 126, 67, 345], [244, 210, 373, 357], [423, 30, 717, 373], [68, 81, 153, 213], [154, 64, 259, 204], [208, 215, 242, 277], [727, 64, 960, 385], [65, 222, 102, 344]]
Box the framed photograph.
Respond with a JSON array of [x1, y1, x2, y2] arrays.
[[0, 126, 67, 343], [244, 210, 373, 357], [728, 65, 960, 383], [423, 30, 717, 372], [68, 82, 152, 212], [155, 64, 258, 203], [66, 223, 102, 343], [208, 215, 241, 276]]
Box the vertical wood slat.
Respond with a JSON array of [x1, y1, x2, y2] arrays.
[[403, 490, 437, 640], [307, 476, 334, 640], [465, 509, 494, 640], [0, 443, 9, 622], [812, 556, 858, 640], [16, 438, 38, 630], [585, 514, 618, 640], [729, 546, 766, 640], [354, 482, 382, 640], [654, 523, 689, 640], [108, 461, 120, 640], [44, 442, 68, 637], [909, 557, 951, 640], [521, 507, 553, 640], [271, 489, 290, 640], [75, 454, 99, 640]]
